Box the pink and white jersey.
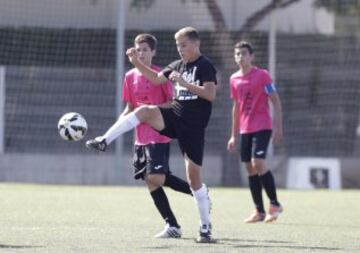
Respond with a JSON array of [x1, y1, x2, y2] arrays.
[[230, 66, 275, 134], [122, 66, 173, 145]]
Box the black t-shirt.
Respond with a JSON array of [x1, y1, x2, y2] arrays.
[[162, 55, 217, 129]]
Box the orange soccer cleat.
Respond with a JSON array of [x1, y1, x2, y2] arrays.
[[244, 210, 266, 223], [264, 204, 283, 223]]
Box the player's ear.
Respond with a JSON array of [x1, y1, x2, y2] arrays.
[[195, 40, 200, 48]]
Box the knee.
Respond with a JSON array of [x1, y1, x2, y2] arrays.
[[245, 162, 257, 176], [252, 159, 268, 174], [135, 105, 157, 123], [146, 174, 165, 187]]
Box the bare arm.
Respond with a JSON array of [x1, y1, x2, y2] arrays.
[[231, 101, 240, 138], [269, 92, 283, 143], [182, 81, 216, 102], [169, 71, 217, 102], [157, 101, 172, 108], [126, 48, 168, 85], [227, 100, 240, 152]]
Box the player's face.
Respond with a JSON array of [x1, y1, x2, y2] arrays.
[[234, 47, 253, 68], [175, 36, 199, 63], [135, 42, 155, 66]]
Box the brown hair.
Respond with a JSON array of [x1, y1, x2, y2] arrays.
[[134, 33, 157, 51], [234, 41, 254, 55]]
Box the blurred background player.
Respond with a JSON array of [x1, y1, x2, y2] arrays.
[[113, 33, 192, 238], [227, 41, 283, 223], [86, 27, 216, 243]]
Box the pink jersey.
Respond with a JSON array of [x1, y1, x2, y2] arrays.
[[122, 66, 173, 145], [230, 66, 273, 134]]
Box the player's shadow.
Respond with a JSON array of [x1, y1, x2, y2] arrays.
[[215, 238, 341, 251], [217, 238, 291, 244], [231, 244, 341, 251], [141, 245, 174, 250], [142, 238, 341, 251], [0, 244, 43, 249], [179, 237, 290, 244]]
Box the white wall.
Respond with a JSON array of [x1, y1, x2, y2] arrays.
[[0, 0, 334, 34], [0, 153, 222, 186]]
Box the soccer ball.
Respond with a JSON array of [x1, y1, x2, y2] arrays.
[[58, 112, 88, 141]]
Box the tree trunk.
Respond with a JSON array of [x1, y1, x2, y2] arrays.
[[236, 0, 302, 40]]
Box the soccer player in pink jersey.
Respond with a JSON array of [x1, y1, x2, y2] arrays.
[[227, 41, 284, 223], [117, 34, 192, 238]]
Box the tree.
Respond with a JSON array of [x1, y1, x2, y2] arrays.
[[315, 0, 360, 15]]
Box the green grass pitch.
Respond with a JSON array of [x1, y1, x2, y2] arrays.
[[0, 184, 359, 253]]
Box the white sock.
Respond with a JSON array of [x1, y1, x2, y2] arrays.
[[192, 184, 210, 226], [102, 113, 140, 145]]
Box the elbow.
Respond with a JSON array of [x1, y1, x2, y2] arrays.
[[209, 90, 216, 101], [152, 74, 166, 85], [207, 86, 216, 102]]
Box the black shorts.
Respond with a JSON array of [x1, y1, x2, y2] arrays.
[[240, 129, 272, 162], [132, 143, 170, 180], [158, 107, 205, 166]]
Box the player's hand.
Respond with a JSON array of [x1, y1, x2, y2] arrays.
[[169, 71, 185, 85], [227, 136, 237, 153], [272, 125, 283, 144], [126, 47, 138, 64]]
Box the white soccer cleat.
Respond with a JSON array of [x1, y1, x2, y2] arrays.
[[154, 224, 182, 238]]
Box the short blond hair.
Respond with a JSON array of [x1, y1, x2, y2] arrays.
[[174, 27, 200, 41]]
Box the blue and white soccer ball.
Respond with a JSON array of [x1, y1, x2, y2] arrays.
[[58, 112, 88, 141]]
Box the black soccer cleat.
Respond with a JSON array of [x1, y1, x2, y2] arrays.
[[85, 137, 107, 152], [195, 224, 216, 243]]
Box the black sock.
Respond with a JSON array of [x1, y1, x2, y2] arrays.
[[260, 171, 280, 206], [248, 175, 265, 213], [164, 174, 192, 195], [150, 187, 179, 228]]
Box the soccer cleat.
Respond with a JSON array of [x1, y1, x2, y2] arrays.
[[264, 204, 283, 223], [85, 137, 107, 152], [195, 224, 216, 243], [154, 224, 182, 238], [243, 210, 266, 223]]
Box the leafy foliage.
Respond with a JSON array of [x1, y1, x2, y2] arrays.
[[130, 0, 155, 11], [315, 0, 360, 15], [130, 0, 202, 11]]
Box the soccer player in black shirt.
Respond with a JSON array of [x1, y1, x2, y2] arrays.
[[86, 27, 217, 243]]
